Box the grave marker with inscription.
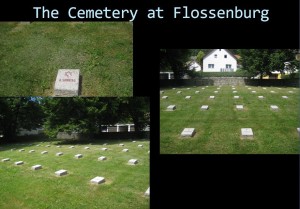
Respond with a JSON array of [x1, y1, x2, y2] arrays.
[[54, 69, 80, 96]]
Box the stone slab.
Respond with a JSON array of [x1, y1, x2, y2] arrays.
[[90, 176, 105, 184], [84, 147, 90, 149], [166, 105, 176, 111], [177, 91, 182, 94], [282, 96, 288, 99], [233, 91, 237, 93], [128, 159, 138, 165], [119, 144, 124, 146], [195, 91, 200, 94], [270, 91, 275, 93], [101, 148, 108, 151], [41, 151, 48, 154], [181, 128, 196, 137], [233, 96, 239, 99], [122, 149, 129, 152], [29, 150, 35, 153], [15, 161, 24, 165], [270, 105, 279, 111], [56, 146, 61, 148], [201, 105, 209, 110], [251, 91, 256, 93], [297, 128, 300, 134], [98, 156, 107, 161], [241, 128, 254, 139], [19, 149, 25, 152], [2, 158, 10, 162], [162, 96, 168, 99], [138, 144, 143, 147], [132, 141, 136, 143], [236, 105, 243, 110], [214, 91, 218, 93], [263, 87, 266, 89], [209, 96, 215, 99], [186, 88, 190, 90], [288, 91, 293, 93], [45, 145, 50, 147], [56, 152, 63, 156], [74, 154, 83, 159], [160, 91, 164, 94], [145, 187, 150, 196], [32, 165, 42, 170], [258, 96, 264, 99], [55, 169, 68, 176], [69, 146, 75, 148], [54, 69, 80, 96], [185, 96, 191, 99]]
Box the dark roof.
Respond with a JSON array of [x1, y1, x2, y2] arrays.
[[203, 49, 237, 60]]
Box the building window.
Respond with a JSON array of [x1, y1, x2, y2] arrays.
[[208, 64, 214, 69], [224, 55, 227, 58], [226, 64, 231, 69], [214, 54, 217, 58]]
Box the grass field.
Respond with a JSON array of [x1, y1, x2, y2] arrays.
[[160, 85, 299, 154], [0, 22, 132, 96], [0, 139, 149, 209]]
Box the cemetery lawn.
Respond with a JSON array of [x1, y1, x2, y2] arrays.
[[0, 22, 132, 96], [160, 86, 299, 154], [0, 139, 149, 209]]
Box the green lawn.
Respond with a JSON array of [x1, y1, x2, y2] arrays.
[[160, 85, 299, 154], [0, 22, 132, 96], [0, 139, 149, 209]]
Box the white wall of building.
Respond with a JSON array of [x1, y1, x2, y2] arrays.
[[203, 49, 237, 72]]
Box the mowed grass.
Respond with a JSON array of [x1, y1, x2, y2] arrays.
[[0, 22, 132, 96], [0, 139, 149, 209], [160, 86, 299, 154]]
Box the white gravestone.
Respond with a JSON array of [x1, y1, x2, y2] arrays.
[[209, 96, 215, 99], [138, 144, 143, 147], [122, 149, 129, 152], [201, 105, 209, 110], [195, 91, 200, 94], [69, 146, 75, 148], [56, 152, 63, 156], [270, 105, 279, 111], [132, 141, 136, 143], [2, 158, 10, 162], [29, 150, 35, 153], [202, 88, 205, 90], [270, 91, 275, 93], [74, 154, 83, 159], [19, 149, 25, 152], [181, 128, 196, 137], [90, 176, 105, 184], [160, 91, 164, 94], [177, 91, 182, 94], [41, 151, 48, 154], [84, 147, 90, 149], [248, 88, 251, 90], [185, 96, 191, 99], [55, 169, 68, 176], [282, 96, 288, 99], [166, 105, 176, 111], [15, 161, 24, 165], [119, 144, 124, 146], [214, 91, 218, 93], [101, 148, 108, 151], [145, 187, 150, 196], [297, 128, 300, 134], [54, 69, 80, 96], [251, 91, 256, 93], [98, 156, 107, 161], [233, 91, 237, 93], [258, 96, 264, 99], [241, 128, 254, 139], [162, 96, 168, 99], [232, 88, 235, 90], [288, 91, 293, 93], [45, 145, 50, 147], [56, 146, 61, 148], [187, 88, 190, 90], [233, 96, 239, 99], [128, 159, 138, 165], [236, 105, 243, 110], [263, 87, 266, 89], [32, 165, 42, 170]]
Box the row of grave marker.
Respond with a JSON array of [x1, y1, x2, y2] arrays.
[[162, 95, 291, 99], [166, 104, 281, 111]]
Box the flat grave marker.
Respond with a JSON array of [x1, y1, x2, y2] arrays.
[[98, 156, 107, 161], [56, 152, 63, 156], [54, 69, 80, 96], [236, 105, 244, 110], [233, 91, 237, 93], [195, 91, 200, 94], [29, 150, 35, 153], [19, 149, 25, 152], [2, 158, 10, 162], [138, 144, 143, 147], [101, 148, 108, 151], [162, 96, 168, 99], [201, 105, 209, 110], [31, 165, 42, 170], [251, 91, 256, 93], [160, 91, 164, 94], [74, 154, 83, 159], [258, 96, 264, 99], [185, 96, 191, 99], [69, 146, 75, 148], [209, 96, 215, 99], [128, 159, 138, 165], [55, 169, 68, 176], [15, 161, 24, 165], [84, 147, 90, 149], [122, 149, 129, 152], [41, 151, 48, 154], [181, 128, 196, 137], [270, 105, 279, 111], [233, 96, 239, 99], [282, 96, 288, 99], [145, 187, 150, 196], [90, 176, 105, 184], [166, 105, 176, 111], [241, 128, 254, 139], [177, 91, 182, 94]]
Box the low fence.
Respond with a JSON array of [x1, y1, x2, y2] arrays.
[[160, 78, 299, 87]]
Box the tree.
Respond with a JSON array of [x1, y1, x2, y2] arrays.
[[0, 97, 44, 142], [238, 49, 297, 79], [160, 49, 191, 79], [196, 50, 205, 67]]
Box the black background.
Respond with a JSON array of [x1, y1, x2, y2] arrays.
[[1, 0, 299, 208]]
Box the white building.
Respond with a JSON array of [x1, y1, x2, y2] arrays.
[[203, 49, 237, 72]]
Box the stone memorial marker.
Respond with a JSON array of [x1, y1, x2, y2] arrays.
[[172, 88, 176, 90], [54, 69, 80, 96], [195, 91, 200, 94], [29, 150, 35, 153], [128, 159, 138, 165], [31, 165, 42, 170], [263, 87, 266, 89], [19, 149, 25, 152], [69, 146, 75, 148], [41, 151, 48, 154], [251, 91, 256, 93], [36, 144, 40, 147], [202, 88, 205, 90], [288, 91, 293, 93], [233, 91, 237, 93], [160, 91, 164, 94], [46, 145, 50, 147], [177, 91, 182, 94], [187, 88, 190, 90], [74, 154, 83, 159], [56, 152, 63, 156], [236, 105, 243, 110], [119, 144, 124, 146], [270, 105, 279, 111], [90, 176, 105, 184], [166, 105, 176, 111], [56, 146, 61, 148], [84, 147, 90, 149], [248, 88, 251, 90], [103, 143, 107, 145], [206, 86, 208, 87], [98, 156, 107, 161], [209, 96, 215, 99], [217, 88, 220, 90], [185, 96, 191, 99], [11, 148, 16, 151], [233, 96, 239, 99], [270, 91, 275, 93], [101, 148, 108, 151], [201, 105, 209, 110], [181, 128, 196, 137], [162, 96, 168, 99], [297, 128, 300, 134], [282, 96, 288, 99], [241, 128, 254, 139], [258, 96, 264, 99], [2, 158, 10, 162], [214, 91, 218, 93], [55, 169, 68, 176], [132, 141, 136, 143], [15, 161, 24, 165], [122, 149, 129, 152], [138, 144, 143, 147], [145, 187, 150, 196]]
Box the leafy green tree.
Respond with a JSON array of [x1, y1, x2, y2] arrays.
[[196, 50, 205, 67]]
